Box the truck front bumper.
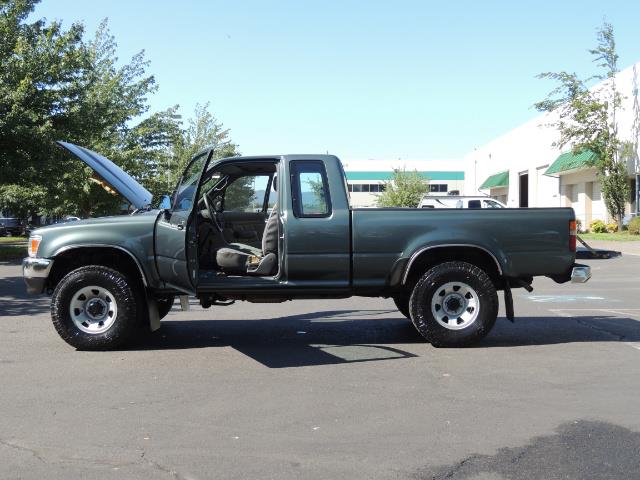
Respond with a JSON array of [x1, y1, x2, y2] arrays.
[[570, 264, 591, 283], [23, 257, 53, 294]]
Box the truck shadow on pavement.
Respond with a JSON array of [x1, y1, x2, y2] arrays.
[[130, 310, 640, 368], [481, 314, 640, 347], [137, 310, 423, 368]]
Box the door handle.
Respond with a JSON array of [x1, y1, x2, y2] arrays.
[[177, 223, 185, 230]]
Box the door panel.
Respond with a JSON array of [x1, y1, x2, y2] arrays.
[[154, 151, 211, 293], [284, 159, 351, 288], [155, 210, 194, 293]]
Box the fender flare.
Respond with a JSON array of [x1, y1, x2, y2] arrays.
[[52, 244, 149, 287], [401, 243, 503, 285]]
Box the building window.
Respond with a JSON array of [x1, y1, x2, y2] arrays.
[[429, 184, 448, 193], [347, 183, 386, 193]]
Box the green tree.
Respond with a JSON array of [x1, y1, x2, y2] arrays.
[[535, 22, 630, 229], [375, 168, 429, 207], [166, 102, 238, 194], [0, 0, 87, 219], [43, 20, 181, 217], [1, 2, 236, 220]]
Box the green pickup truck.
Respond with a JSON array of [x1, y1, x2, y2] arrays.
[[24, 142, 590, 350]]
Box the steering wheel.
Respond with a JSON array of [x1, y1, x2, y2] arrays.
[[203, 192, 225, 232]]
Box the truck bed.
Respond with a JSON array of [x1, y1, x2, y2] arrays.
[[350, 207, 576, 289]]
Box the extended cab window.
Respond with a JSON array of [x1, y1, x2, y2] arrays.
[[290, 161, 331, 218]]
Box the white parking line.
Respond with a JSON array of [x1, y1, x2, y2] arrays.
[[548, 309, 574, 318], [526, 295, 605, 303]]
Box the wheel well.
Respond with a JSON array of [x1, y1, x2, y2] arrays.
[[47, 247, 146, 293], [403, 246, 502, 288]]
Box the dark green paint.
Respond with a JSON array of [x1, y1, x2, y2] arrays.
[[28, 152, 577, 300]]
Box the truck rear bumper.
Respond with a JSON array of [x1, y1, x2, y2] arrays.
[[23, 257, 53, 294], [570, 264, 591, 283]]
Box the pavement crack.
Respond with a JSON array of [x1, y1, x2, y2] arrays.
[[0, 438, 47, 464], [434, 454, 481, 479], [139, 449, 190, 480]]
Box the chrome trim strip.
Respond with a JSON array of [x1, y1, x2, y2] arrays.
[[22, 257, 54, 278], [52, 244, 148, 286], [401, 244, 503, 284]]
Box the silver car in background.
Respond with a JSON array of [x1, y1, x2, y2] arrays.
[[418, 195, 507, 209]]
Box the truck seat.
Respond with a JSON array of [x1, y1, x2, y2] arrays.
[[216, 204, 278, 276]]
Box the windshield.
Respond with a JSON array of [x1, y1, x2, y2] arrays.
[[173, 152, 209, 211]]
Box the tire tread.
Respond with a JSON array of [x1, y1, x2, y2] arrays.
[[51, 265, 140, 350], [409, 261, 498, 347]]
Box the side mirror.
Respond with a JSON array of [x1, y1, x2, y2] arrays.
[[159, 195, 171, 210]]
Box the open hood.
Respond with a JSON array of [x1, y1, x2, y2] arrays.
[[57, 141, 153, 210]]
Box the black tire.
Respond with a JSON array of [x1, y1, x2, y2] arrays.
[[51, 266, 142, 350], [156, 296, 175, 320], [392, 292, 411, 319], [409, 261, 498, 347]]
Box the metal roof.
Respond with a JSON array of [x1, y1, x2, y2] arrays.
[[479, 171, 509, 189], [545, 150, 597, 176]]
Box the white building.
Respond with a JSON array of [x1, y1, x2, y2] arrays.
[[342, 158, 465, 207], [463, 62, 640, 227]]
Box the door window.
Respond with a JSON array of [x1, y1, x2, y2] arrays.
[[290, 161, 331, 218], [173, 152, 209, 212]]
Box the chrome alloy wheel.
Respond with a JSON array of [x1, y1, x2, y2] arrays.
[[69, 285, 118, 334], [430, 281, 479, 330]]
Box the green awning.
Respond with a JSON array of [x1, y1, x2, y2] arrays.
[[545, 150, 597, 175], [479, 171, 509, 189]]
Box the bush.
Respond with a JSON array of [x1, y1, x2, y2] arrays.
[[589, 219, 607, 233], [606, 222, 618, 233], [628, 217, 640, 235]]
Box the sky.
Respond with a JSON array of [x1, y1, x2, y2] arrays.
[[31, 0, 640, 161]]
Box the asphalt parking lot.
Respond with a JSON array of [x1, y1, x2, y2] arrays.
[[1, 255, 639, 480]]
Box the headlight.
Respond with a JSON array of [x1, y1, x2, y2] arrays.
[[28, 235, 42, 258]]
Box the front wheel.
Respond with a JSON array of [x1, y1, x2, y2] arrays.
[[51, 266, 142, 350], [409, 261, 498, 347]]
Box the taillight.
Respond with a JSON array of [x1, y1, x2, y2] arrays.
[[569, 220, 576, 252]]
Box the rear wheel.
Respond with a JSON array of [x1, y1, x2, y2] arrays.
[[51, 266, 142, 350], [409, 261, 498, 347]]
